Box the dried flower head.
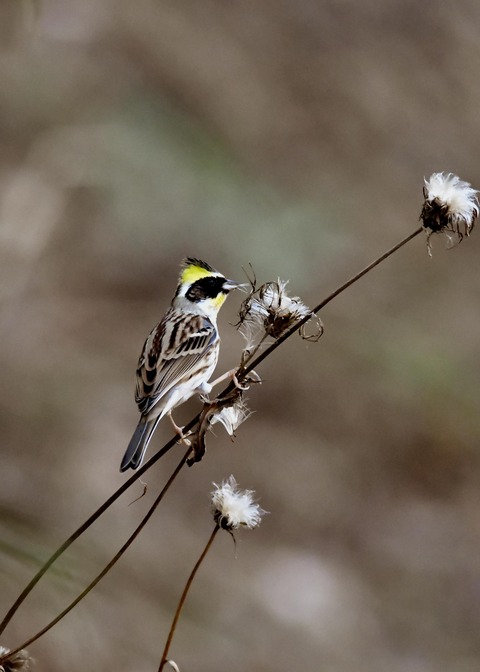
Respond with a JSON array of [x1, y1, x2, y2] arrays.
[[211, 476, 266, 530], [0, 647, 34, 672], [420, 172, 479, 240], [210, 398, 251, 437], [239, 279, 315, 349]]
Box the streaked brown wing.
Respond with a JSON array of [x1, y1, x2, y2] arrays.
[[135, 314, 216, 416]]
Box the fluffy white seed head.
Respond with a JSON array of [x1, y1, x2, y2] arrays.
[[210, 399, 251, 437], [211, 476, 266, 530], [261, 280, 311, 321], [421, 172, 479, 236], [239, 279, 312, 347]]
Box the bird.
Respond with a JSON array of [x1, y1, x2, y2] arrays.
[[120, 257, 239, 472]]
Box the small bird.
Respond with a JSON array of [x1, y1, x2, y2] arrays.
[[120, 258, 238, 472]]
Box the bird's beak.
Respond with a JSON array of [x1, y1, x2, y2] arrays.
[[222, 279, 243, 292]]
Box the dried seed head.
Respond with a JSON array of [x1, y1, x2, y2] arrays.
[[211, 476, 266, 531], [0, 647, 34, 672], [239, 279, 313, 348], [420, 172, 478, 240], [210, 398, 252, 437]]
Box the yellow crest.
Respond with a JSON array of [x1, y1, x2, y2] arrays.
[[180, 258, 217, 285]]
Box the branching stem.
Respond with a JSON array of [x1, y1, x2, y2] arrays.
[[0, 451, 190, 663], [0, 225, 423, 637]]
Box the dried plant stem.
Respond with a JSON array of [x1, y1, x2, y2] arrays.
[[0, 224, 423, 636], [311, 226, 424, 310], [0, 451, 190, 664], [241, 226, 424, 373], [158, 525, 220, 672], [0, 436, 194, 637]]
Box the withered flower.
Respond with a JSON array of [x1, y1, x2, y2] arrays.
[[210, 398, 251, 438], [239, 279, 315, 349], [211, 476, 266, 531], [420, 172, 478, 241]]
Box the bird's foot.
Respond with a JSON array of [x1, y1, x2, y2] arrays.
[[168, 411, 192, 447]]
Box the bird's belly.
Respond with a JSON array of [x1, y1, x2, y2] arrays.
[[147, 358, 218, 421]]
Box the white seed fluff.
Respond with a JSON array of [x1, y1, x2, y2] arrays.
[[210, 400, 251, 437], [258, 279, 311, 322], [424, 172, 479, 226], [211, 476, 266, 530], [240, 279, 312, 347]]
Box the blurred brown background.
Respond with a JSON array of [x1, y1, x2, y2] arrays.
[[1, 1, 480, 670]]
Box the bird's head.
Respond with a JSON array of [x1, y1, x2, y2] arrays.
[[175, 258, 239, 318]]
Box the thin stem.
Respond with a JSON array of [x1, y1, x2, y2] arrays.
[[158, 525, 220, 672], [311, 226, 424, 313], [0, 225, 423, 636], [0, 451, 190, 663], [0, 434, 196, 637], [241, 226, 424, 376]]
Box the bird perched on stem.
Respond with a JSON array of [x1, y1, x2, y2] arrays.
[[120, 258, 239, 472]]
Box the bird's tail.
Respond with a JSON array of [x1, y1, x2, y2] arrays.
[[120, 417, 160, 472]]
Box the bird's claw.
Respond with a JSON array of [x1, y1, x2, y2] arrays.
[[176, 429, 192, 447]]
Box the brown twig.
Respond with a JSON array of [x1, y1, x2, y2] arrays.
[[0, 451, 190, 663], [158, 525, 220, 672], [0, 225, 423, 636]]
